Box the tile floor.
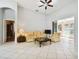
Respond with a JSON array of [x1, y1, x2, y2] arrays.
[[0, 37, 74, 59]]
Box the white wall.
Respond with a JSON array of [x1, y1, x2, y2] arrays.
[[0, 0, 17, 11], [18, 7, 46, 32], [47, 0, 78, 58], [4, 8, 15, 19], [0, 9, 4, 20]]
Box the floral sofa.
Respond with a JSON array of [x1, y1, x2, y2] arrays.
[[17, 31, 61, 42], [17, 32, 45, 42]]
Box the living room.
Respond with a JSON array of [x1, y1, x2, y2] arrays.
[[0, 0, 78, 59]]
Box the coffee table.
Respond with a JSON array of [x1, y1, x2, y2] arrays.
[[35, 37, 51, 47]]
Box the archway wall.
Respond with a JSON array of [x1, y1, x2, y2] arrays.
[[0, 0, 17, 12], [3, 8, 16, 20], [0, 0, 17, 20], [0, 0, 17, 44]]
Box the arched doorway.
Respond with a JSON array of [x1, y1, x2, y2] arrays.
[[0, 7, 16, 44]]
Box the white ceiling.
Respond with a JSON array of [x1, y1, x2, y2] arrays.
[[17, 0, 75, 15]]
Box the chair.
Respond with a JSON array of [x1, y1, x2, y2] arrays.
[[51, 32, 60, 42]]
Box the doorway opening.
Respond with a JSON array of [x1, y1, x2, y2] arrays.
[[5, 20, 15, 42], [57, 17, 74, 39], [52, 17, 74, 50]]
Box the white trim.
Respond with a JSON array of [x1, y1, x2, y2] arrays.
[[0, 20, 3, 44], [3, 19, 15, 21]]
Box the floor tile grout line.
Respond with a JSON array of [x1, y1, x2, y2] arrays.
[[46, 45, 51, 59], [62, 46, 68, 59]]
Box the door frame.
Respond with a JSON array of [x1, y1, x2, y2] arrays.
[[3, 19, 16, 43]]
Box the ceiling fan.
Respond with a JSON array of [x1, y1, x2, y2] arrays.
[[39, 0, 53, 10]]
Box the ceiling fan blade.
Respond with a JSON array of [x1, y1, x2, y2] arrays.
[[45, 6, 47, 10], [40, 0, 45, 4], [39, 5, 44, 7], [47, 0, 52, 3], [48, 5, 53, 7]]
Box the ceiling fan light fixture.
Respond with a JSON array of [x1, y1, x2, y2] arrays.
[[45, 6, 47, 10], [47, 0, 52, 3], [39, 0, 53, 10], [39, 5, 44, 7], [48, 5, 53, 7], [40, 0, 45, 4]]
